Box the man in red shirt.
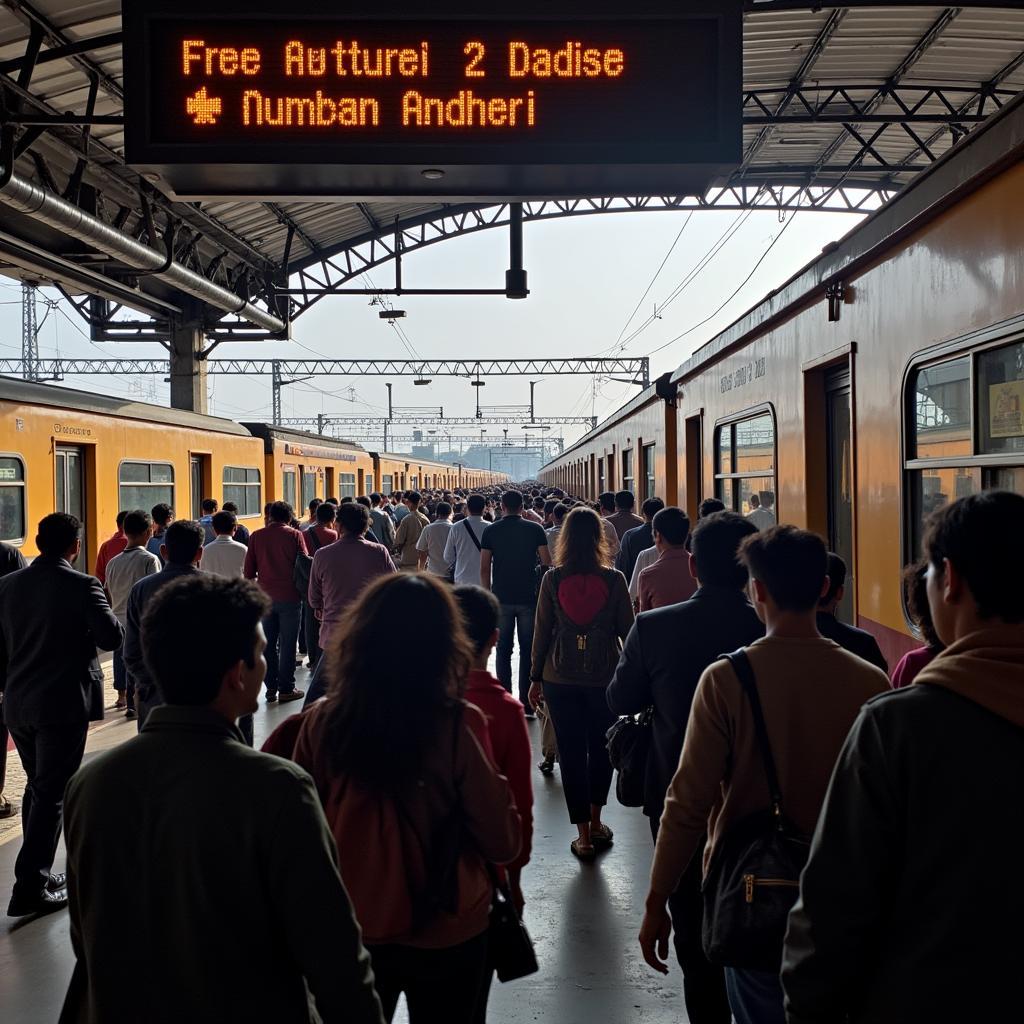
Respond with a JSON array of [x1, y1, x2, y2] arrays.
[[638, 507, 698, 612], [94, 510, 128, 585], [243, 501, 308, 703], [454, 584, 533, 913]]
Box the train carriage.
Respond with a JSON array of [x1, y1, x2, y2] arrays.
[[541, 92, 1024, 667]]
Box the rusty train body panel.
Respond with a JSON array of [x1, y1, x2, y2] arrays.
[[0, 379, 506, 572], [541, 95, 1024, 668]]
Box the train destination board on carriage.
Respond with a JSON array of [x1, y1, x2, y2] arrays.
[[123, 2, 741, 199]]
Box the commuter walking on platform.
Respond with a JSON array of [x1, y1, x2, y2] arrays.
[[417, 500, 454, 577], [640, 526, 887, 1024], [369, 492, 397, 552], [244, 501, 307, 704], [303, 502, 396, 707], [0, 540, 27, 822], [61, 574, 385, 1024], [123, 520, 205, 732], [393, 491, 429, 571], [200, 510, 248, 579], [617, 497, 664, 582], [198, 498, 219, 545], [815, 552, 888, 672], [443, 494, 490, 586], [104, 510, 160, 718], [609, 511, 763, 1024], [146, 502, 173, 563], [890, 560, 943, 687], [746, 492, 776, 531], [783, 492, 1024, 1024], [93, 509, 127, 585], [597, 492, 623, 557], [293, 573, 521, 1024], [300, 501, 340, 670], [221, 501, 250, 545], [529, 506, 633, 860], [481, 490, 551, 710], [606, 490, 644, 543], [1, 513, 123, 917], [637, 507, 698, 612]]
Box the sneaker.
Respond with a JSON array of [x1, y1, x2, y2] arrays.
[[538, 758, 555, 776], [278, 689, 305, 704], [125, 708, 137, 721], [265, 691, 279, 704]]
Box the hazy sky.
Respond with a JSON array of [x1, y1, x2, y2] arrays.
[[0, 204, 868, 451]]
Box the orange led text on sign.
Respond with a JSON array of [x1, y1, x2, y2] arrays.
[[283, 40, 429, 76], [182, 40, 261, 75]]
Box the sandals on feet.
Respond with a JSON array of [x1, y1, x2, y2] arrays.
[[0, 796, 15, 819], [591, 824, 614, 848], [571, 838, 596, 861]]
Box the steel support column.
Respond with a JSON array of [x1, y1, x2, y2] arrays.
[[169, 317, 207, 413]]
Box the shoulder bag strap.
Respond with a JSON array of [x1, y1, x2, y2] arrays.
[[724, 649, 784, 817], [464, 517, 482, 551]]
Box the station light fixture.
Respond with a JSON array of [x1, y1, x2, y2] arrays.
[[379, 309, 406, 320]]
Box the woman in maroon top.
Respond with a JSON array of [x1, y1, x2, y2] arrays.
[[529, 507, 634, 860], [293, 573, 521, 1024], [891, 560, 944, 687]]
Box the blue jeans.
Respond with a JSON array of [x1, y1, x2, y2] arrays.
[[496, 603, 535, 706], [725, 967, 786, 1024], [263, 600, 301, 695]]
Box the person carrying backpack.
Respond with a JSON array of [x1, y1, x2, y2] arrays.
[[528, 507, 633, 860]]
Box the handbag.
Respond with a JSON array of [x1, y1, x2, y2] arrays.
[[486, 865, 539, 983], [701, 649, 811, 971], [605, 706, 653, 808]]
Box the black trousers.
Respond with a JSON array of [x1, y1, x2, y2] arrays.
[[542, 682, 615, 824], [9, 721, 87, 900], [303, 602, 321, 669], [649, 817, 731, 1024], [0, 720, 8, 795], [366, 931, 490, 1024]]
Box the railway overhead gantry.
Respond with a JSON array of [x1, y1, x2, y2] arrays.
[[1, 2, 1023, 413]]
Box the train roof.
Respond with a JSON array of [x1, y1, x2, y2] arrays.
[[240, 422, 368, 454], [0, 375, 253, 436]]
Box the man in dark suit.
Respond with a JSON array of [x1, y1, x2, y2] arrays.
[[616, 496, 664, 582], [816, 552, 888, 673], [0, 513, 123, 916], [0, 540, 28, 820], [607, 511, 765, 1024]]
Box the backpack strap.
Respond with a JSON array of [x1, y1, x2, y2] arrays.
[[463, 517, 482, 551], [723, 649, 784, 819]]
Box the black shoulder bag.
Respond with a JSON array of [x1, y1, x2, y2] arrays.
[[486, 865, 539, 983], [701, 649, 811, 971], [606, 706, 654, 808]]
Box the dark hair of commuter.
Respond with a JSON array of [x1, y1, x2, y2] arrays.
[[405, 491, 422, 507], [123, 510, 152, 537], [615, 490, 636, 511], [820, 552, 848, 607], [435, 501, 453, 519], [739, 524, 828, 612], [326, 497, 339, 506], [316, 502, 337, 525], [212, 510, 236, 535], [598, 491, 616, 513], [922, 490, 1024, 622], [689, 511, 758, 589], [466, 493, 486, 515], [544, 499, 558, 516], [163, 520, 205, 564], [698, 497, 727, 519], [501, 489, 524, 513], [552, 502, 568, 524], [151, 502, 173, 527], [555, 506, 609, 576], [355, 495, 372, 509], [652, 506, 690, 547], [903, 560, 941, 649], [453, 584, 500, 657], [339, 496, 353, 505], [322, 573, 474, 793], [222, 501, 239, 514], [308, 497, 322, 513], [36, 513, 80, 558], [641, 496, 665, 520], [201, 498, 218, 515], [115, 509, 129, 529], [141, 575, 269, 706], [263, 502, 273, 517], [337, 501, 370, 536], [370, 492, 382, 505], [268, 501, 293, 524]]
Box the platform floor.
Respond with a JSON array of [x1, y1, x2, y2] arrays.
[[1, 660, 692, 1023]]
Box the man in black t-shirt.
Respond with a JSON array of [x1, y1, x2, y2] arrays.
[[480, 491, 551, 711], [0, 540, 27, 819]]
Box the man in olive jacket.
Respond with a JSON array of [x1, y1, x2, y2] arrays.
[[61, 574, 383, 1024]]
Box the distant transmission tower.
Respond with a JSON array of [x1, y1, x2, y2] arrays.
[[21, 282, 40, 383]]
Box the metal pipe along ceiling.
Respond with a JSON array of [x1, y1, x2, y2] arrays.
[[0, 169, 285, 333]]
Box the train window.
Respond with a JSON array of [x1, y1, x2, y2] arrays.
[[366, 475, 374, 494], [340, 473, 356, 499], [622, 449, 635, 495], [223, 467, 261, 516], [714, 411, 776, 515], [301, 468, 317, 508], [910, 356, 971, 459], [382, 474, 394, 495], [282, 466, 297, 508], [0, 455, 26, 543], [977, 340, 1024, 455], [642, 444, 656, 500], [119, 461, 174, 512]]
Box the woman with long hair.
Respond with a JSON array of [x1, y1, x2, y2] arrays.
[[293, 573, 521, 1023], [528, 506, 634, 860], [891, 560, 945, 687]]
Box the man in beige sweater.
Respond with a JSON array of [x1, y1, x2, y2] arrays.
[[639, 525, 887, 1024]]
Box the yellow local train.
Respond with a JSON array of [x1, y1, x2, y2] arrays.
[[541, 93, 1024, 668], [0, 377, 506, 571]]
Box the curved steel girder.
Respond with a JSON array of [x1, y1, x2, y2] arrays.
[[287, 183, 894, 318]]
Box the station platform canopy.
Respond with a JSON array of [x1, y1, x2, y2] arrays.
[[1, 1, 1023, 340]]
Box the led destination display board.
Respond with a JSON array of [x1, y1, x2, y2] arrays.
[[123, 2, 742, 199]]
